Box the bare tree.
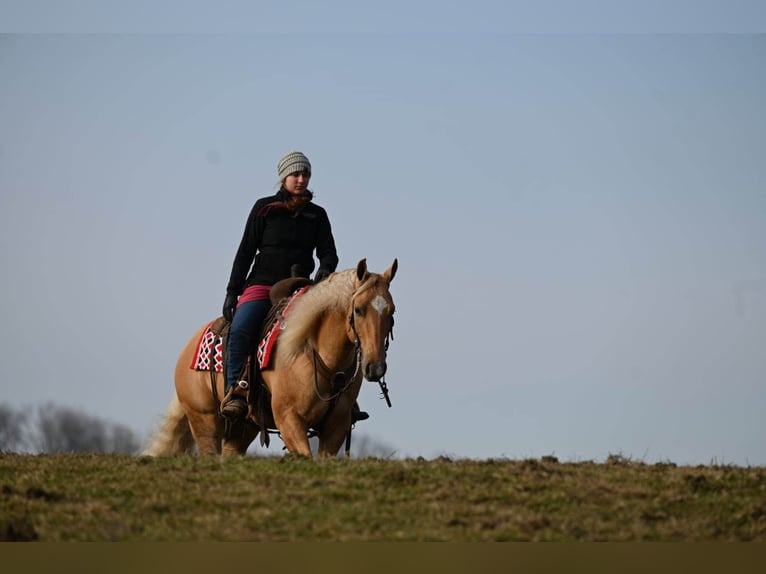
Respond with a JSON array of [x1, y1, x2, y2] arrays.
[[108, 423, 141, 454], [0, 404, 26, 452], [23, 403, 141, 454], [33, 403, 108, 453]]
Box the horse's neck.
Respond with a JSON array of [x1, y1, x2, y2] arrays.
[[314, 309, 354, 366]]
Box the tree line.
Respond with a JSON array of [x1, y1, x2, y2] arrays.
[[0, 402, 397, 457], [0, 402, 141, 454]]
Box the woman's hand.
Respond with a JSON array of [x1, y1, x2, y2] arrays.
[[223, 294, 238, 322]]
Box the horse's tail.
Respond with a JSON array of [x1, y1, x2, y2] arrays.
[[142, 395, 194, 456]]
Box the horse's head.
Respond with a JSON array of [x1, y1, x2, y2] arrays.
[[347, 258, 397, 382]]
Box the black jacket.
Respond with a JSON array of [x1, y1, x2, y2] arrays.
[[225, 189, 339, 297]]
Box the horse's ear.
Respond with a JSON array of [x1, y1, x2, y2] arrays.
[[356, 258, 369, 282], [383, 258, 398, 284]]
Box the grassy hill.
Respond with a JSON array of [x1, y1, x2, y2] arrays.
[[2, 453, 765, 541]]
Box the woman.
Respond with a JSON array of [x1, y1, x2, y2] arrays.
[[220, 151, 367, 423]]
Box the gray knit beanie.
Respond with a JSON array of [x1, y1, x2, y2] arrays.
[[277, 151, 312, 180]]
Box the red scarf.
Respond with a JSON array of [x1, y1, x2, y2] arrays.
[[257, 192, 311, 217]]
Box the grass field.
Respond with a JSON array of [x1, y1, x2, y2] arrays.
[[2, 452, 765, 541]]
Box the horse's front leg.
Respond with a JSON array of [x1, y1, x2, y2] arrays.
[[186, 411, 223, 455], [317, 400, 354, 457], [275, 409, 313, 458], [222, 421, 260, 457], [317, 424, 351, 458]]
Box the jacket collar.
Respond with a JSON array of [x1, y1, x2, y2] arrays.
[[276, 186, 313, 202]]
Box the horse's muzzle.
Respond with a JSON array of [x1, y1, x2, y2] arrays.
[[365, 361, 387, 382]]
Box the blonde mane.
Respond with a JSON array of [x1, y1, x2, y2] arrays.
[[277, 269, 358, 361]]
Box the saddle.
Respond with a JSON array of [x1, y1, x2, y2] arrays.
[[269, 276, 313, 306], [220, 276, 314, 446]]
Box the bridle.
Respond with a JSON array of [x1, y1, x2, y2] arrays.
[[311, 282, 394, 404]]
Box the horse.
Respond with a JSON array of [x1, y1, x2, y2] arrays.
[[143, 258, 397, 458]]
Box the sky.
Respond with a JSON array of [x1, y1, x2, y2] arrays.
[[1, 2, 765, 465]]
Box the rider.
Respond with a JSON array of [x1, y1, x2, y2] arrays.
[[220, 150, 368, 423]]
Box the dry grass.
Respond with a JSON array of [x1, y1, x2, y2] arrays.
[[1, 453, 765, 541]]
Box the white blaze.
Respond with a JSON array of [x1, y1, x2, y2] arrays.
[[371, 295, 388, 316]]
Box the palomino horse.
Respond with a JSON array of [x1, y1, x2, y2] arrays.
[[144, 258, 397, 458]]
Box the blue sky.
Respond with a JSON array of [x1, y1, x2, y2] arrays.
[[1, 3, 765, 464]]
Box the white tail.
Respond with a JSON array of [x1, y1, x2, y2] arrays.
[[142, 395, 195, 456]]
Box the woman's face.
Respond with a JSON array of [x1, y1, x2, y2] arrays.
[[283, 171, 310, 194]]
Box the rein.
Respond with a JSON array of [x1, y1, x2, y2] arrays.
[[311, 344, 361, 402]]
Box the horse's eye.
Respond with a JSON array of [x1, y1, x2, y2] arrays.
[[354, 306, 363, 317]]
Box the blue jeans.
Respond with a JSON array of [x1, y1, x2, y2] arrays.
[[226, 299, 272, 393]]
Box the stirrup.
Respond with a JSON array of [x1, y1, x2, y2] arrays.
[[352, 406, 369, 423]]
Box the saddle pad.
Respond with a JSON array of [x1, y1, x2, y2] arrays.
[[190, 323, 224, 372], [256, 321, 280, 370], [256, 285, 310, 370], [189, 285, 310, 372]]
